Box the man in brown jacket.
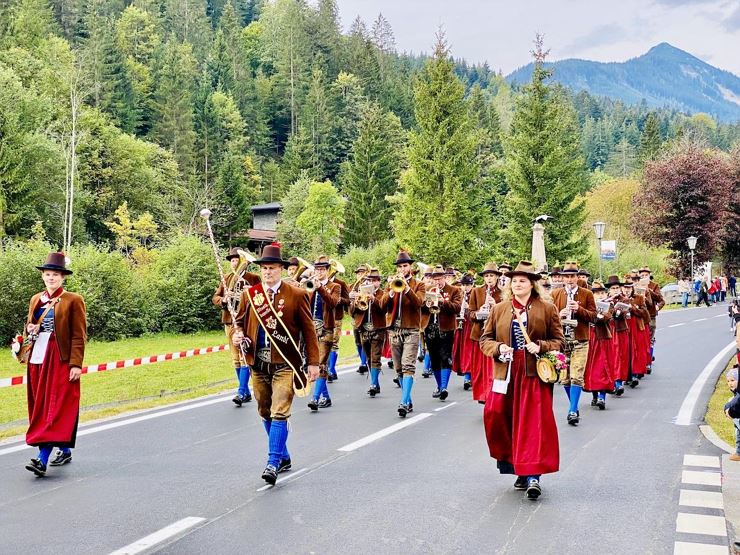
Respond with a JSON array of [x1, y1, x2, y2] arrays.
[[421, 265, 463, 401], [349, 268, 387, 396], [379, 250, 426, 417], [306, 255, 341, 411], [212, 247, 260, 407], [551, 261, 597, 426], [328, 269, 350, 382], [231, 243, 319, 485]]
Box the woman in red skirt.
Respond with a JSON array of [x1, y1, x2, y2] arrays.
[[468, 263, 502, 402], [23, 252, 87, 477], [479, 261, 564, 500], [452, 274, 476, 390], [606, 276, 629, 396], [585, 281, 616, 410], [621, 276, 650, 387]]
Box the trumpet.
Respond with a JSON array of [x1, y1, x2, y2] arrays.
[[457, 293, 468, 329], [425, 286, 441, 314], [356, 283, 376, 311], [328, 258, 345, 280], [302, 275, 316, 293], [390, 275, 406, 293], [292, 257, 314, 281]]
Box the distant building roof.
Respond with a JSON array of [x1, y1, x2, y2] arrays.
[[248, 229, 278, 241], [251, 202, 282, 212]]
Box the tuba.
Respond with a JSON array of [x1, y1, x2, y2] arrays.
[[292, 257, 314, 281], [328, 259, 345, 280]]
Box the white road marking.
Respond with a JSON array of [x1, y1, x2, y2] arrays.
[[673, 541, 728, 554], [694, 318, 708, 322], [681, 470, 722, 487], [674, 341, 737, 425], [669, 323, 686, 328], [713, 314, 725, 318], [675, 513, 727, 537], [678, 489, 724, 509], [337, 413, 433, 452], [109, 517, 206, 554], [434, 402, 458, 412], [682, 454, 720, 468], [256, 467, 309, 492]]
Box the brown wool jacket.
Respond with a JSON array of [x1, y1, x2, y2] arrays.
[[551, 286, 597, 341], [233, 281, 319, 366], [479, 297, 564, 380], [420, 284, 463, 332], [467, 285, 502, 341], [379, 277, 426, 329], [309, 281, 341, 330], [349, 289, 388, 330], [27, 291, 87, 368]]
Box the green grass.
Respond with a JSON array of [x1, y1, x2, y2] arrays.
[[0, 330, 359, 441], [705, 357, 738, 448]]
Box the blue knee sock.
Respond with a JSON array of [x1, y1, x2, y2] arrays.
[[359, 348, 367, 366], [464, 372, 471, 381], [268, 420, 289, 467], [615, 380, 622, 389], [424, 353, 431, 370], [263, 419, 289, 459], [328, 351, 338, 377], [38, 445, 53, 466], [312, 378, 325, 401], [598, 391, 606, 401], [568, 385, 582, 413], [527, 474, 541, 484], [322, 377, 331, 400], [234, 366, 242, 392], [563, 385, 571, 400], [401, 376, 414, 405], [433, 369, 442, 388], [441, 368, 452, 390], [238, 366, 251, 396], [370, 367, 381, 387]]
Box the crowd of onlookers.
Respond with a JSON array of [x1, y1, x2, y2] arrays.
[[677, 273, 736, 308]]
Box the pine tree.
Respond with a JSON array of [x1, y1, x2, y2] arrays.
[[640, 112, 662, 162], [501, 35, 588, 263], [604, 136, 638, 178], [281, 125, 318, 184], [392, 32, 484, 268], [340, 102, 403, 247]]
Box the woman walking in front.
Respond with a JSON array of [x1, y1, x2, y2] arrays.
[[24, 253, 87, 477], [479, 261, 564, 499]]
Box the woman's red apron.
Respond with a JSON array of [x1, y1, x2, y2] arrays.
[[584, 327, 615, 392], [452, 319, 475, 374], [470, 343, 493, 401]]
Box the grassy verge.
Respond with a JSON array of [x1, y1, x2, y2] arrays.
[[0, 331, 359, 441], [705, 356, 738, 448]]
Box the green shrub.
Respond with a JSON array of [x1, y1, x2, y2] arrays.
[[341, 240, 399, 277]]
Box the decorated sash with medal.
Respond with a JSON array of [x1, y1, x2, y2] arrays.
[[246, 283, 310, 397]]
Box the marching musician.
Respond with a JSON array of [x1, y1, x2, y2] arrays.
[[638, 265, 664, 367], [379, 250, 426, 418], [468, 263, 503, 403], [349, 264, 371, 375], [286, 257, 300, 283], [452, 273, 476, 390], [577, 269, 591, 289], [584, 281, 615, 411], [305, 255, 341, 412], [328, 266, 350, 382], [212, 247, 260, 407], [420, 266, 435, 379], [349, 268, 386, 397], [421, 265, 463, 401], [606, 275, 630, 396], [623, 272, 651, 386], [551, 261, 597, 426], [231, 243, 320, 486]]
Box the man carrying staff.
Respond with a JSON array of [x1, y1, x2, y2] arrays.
[[232, 243, 319, 486], [212, 247, 260, 407], [381, 250, 426, 418], [305, 255, 341, 411], [551, 260, 597, 426]]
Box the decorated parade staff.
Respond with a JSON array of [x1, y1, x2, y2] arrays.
[[231, 243, 320, 485], [212, 247, 261, 407], [452, 273, 476, 390], [421, 265, 463, 401], [479, 261, 564, 500], [22, 253, 87, 477], [583, 281, 615, 410], [621, 274, 650, 387], [638, 265, 664, 364], [349, 268, 387, 397], [380, 250, 426, 418], [551, 261, 597, 426], [305, 256, 341, 411], [468, 263, 503, 402], [606, 275, 630, 396], [349, 264, 371, 374]]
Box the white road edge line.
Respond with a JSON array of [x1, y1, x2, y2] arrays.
[[337, 413, 433, 452], [109, 516, 206, 555], [668, 323, 686, 328], [434, 402, 458, 412], [256, 467, 309, 492], [674, 341, 736, 426], [693, 318, 708, 322]]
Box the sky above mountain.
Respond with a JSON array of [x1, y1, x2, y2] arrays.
[[334, 0, 740, 76]]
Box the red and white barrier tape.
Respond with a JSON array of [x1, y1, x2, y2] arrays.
[[1, 329, 356, 389]]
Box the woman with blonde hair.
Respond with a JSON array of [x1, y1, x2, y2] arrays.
[[480, 261, 564, 499]]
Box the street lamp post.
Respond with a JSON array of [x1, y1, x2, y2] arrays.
[[687, 236, 698, 282], [593, 221, 606, 281]]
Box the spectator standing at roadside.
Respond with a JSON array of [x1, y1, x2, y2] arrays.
[[729, 273, 737, 297], [678, 277, 690, 308], [725, 366, 739, 461], [720, 274, 728, 302]]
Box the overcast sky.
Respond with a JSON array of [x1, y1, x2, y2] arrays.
[[333, 0, 740, 75]]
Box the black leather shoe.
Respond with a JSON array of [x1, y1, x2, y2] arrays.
[[307, 399, 319, 412], [514, 476, 527, 490], [417, 355, 425, 362], [261, 465, 278, 485], [398, 403, 409, 418], [408, 402, 413, 413], [387, 360, 394, 369], [357, 364, 368, 374], [439, 389, 449, 401], [393, 375, 402, 387], [49, 450, 72, 466], [368, 385, 380, 397], [432, 389, 441, 398], [615, 386, 625, 396], [629, 379, 639, 388], [243, 393, 252, 403], [232, 394, 243, 407], [567, 412, 579, 426], [318, 397, 332, 408], [463, 381, 471, 391], [327, 374, 335, 383], [526, 479, 542, 499], [645, 365, 652, 375], [277, 458, 292, 473], [590, 398, 598, 407], [25, 458, 46, 477], [596, 398, 606, 410], [421, 370, 431, 378]]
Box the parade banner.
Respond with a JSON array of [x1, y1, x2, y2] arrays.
[[600, 240, 616, 261]]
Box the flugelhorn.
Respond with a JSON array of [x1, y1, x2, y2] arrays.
[[425, 286, 441, 314], [356, 283, 376, 311]]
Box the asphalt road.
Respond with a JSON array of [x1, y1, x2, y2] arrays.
[[0, 303, 734, 555]]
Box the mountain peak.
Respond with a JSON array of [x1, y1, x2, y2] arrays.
[[506, 44, 740, 122]]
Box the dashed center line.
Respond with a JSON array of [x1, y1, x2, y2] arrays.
[[337, 413, 433, 452], [434, 402, 458, 412], [693, 318, 708, 322], [669, 323, 686, 328], [109, 517, 206, 555]]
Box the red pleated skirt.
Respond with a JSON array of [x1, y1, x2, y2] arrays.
[[382, 333, 392, 359], [627, 318, 649, 375], [452, 320, 475, 374], [483, 351, 560, 476], [584, 328, 615, 392], [26, 334, 80, 447], [612, 326, 630, 382], [470, 342, 494, 401]]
